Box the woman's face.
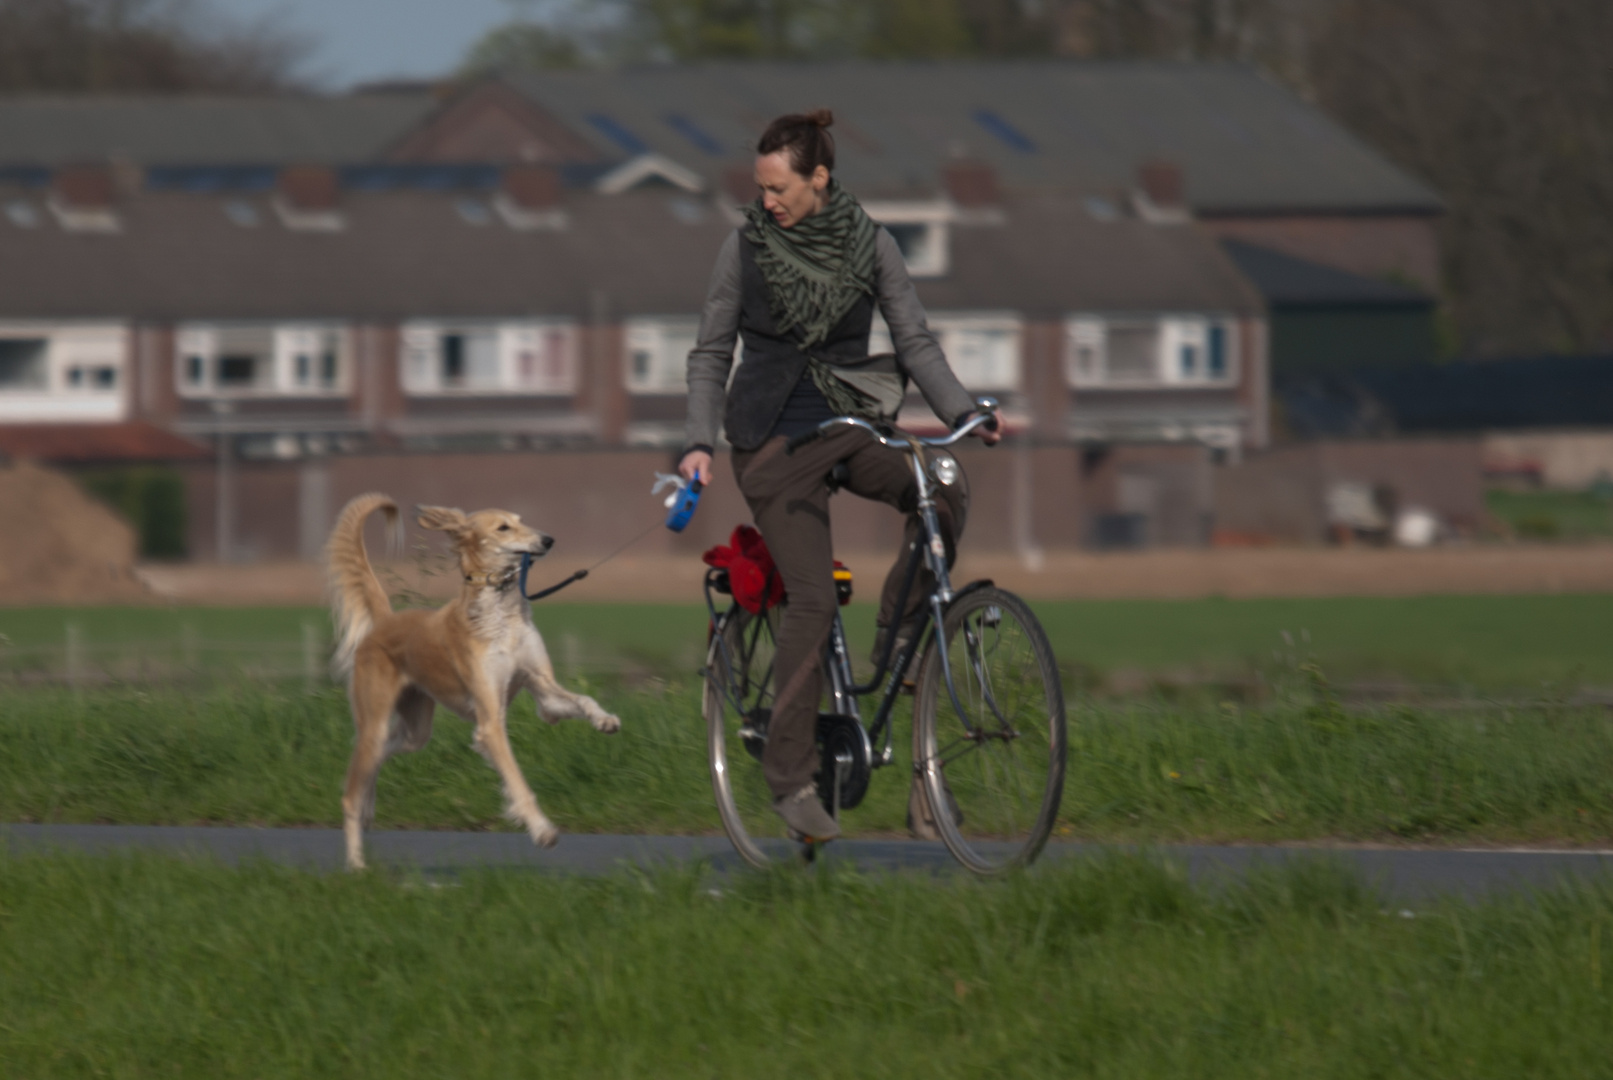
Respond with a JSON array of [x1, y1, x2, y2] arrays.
[[755, 151, 829, 228]]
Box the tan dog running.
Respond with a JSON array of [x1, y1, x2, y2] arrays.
[[326, 493, 620, 870]]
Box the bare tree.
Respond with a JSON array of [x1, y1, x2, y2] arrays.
[[1311, 0, 1613, 355], [0, 0, 308, 93]]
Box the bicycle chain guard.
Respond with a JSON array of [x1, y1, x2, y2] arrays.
[[816, 713, 873, 812]]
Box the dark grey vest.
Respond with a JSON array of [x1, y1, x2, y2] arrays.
[[723, 232, 876, 451]]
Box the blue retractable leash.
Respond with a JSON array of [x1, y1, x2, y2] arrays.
[[517, 471, 703, 602]]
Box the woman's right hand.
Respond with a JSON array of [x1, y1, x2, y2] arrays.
[[679, 449, 713, 485]]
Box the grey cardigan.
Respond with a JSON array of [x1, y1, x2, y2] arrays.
[[684, 227, 977, 451]]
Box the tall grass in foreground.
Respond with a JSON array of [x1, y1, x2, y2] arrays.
[[4, 679, 1613, 843], [1, 852, 1610, 1077]]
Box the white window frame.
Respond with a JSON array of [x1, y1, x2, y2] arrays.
[[401, 320, 579, 396], [869, 310, 1022, 391], [624, 317, 700, 395], [933, 312, 1022, 391], [0, 321, 127, 421], [1064, 315, 1239, 389], [176, 323, 353, 398], [864, 200, 951, 278]]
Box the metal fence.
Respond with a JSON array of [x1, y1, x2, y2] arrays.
[[0, 622, 704, 690]]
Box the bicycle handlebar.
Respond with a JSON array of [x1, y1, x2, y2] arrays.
[[785, 397, 1001, 455]]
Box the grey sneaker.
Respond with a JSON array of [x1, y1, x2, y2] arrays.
[[774, 784, 841, 842]]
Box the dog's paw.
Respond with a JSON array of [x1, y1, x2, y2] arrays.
[[594, 713, 622, 734], [531, 824, 561, 849]]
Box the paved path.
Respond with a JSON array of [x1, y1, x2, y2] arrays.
[[6, 825, 1613, 901]]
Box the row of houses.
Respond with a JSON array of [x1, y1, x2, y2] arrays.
[[0, 62, 1448, 557]]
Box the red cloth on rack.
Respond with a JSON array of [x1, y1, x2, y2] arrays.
[[702, 525, 785, 614]]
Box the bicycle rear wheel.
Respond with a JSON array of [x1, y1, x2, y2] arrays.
[[705, 605, 789, 868], [914, 586, 1066, 875]]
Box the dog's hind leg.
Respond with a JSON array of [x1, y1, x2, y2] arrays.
[[342, 657, 406, 871], [469, 683, 559, 849], [390, 686, 435, 755]]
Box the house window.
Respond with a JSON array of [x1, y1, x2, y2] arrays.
[[276, 326, 347, 392], [865, 201, 951, 278], [0, 323, 128, 421], [1106, 323, 1161, 382], [0, 339, 49, 389], [177, 324, 350, 396], [933, 314, 1022, 390], [64, 364, 117, 390], [866, 312, 1020, 390], [1065, 316, 1237, 388], [401, 321, 578, 395], [624, 318, 699, 394]]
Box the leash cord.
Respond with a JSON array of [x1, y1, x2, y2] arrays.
[[520, 516, 665, 602]]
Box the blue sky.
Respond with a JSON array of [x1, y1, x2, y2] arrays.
[[211, 0, 542, 89]]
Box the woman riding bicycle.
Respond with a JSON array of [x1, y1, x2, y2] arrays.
[[677, 109, 1000, 844]]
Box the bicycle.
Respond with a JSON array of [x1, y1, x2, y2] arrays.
[[702, 401, 1068, 876]]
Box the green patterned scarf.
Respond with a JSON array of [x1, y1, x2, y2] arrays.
[[742, 180, 878, 351]]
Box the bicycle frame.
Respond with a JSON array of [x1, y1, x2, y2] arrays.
[[704, 403, 1003, 772]]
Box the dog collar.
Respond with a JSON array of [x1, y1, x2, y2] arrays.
[[464, 569, 517, 590]]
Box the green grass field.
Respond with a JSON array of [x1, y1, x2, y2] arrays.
[[5, 671, 1613, 844], [1488, 488, 1613, 540], [5, 595, 1613, 842], [8, 592, 1613, 689], [2, 851, 1610, 1078]]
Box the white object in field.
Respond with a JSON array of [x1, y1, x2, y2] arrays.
[[1325, 482, 1388, 531], [1394, 507, 1439, 547]]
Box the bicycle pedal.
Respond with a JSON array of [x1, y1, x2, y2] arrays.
[[787, 828, 834, 846]]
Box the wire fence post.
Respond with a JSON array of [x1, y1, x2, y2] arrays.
[[65, 621, 83, 691], [563, 632, 581, 682], [302, 620, 321, 693]]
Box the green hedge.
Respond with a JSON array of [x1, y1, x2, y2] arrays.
[[76, 466, 188, 559]]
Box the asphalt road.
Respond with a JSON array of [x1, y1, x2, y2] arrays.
[[6, 824, 1613, 901]]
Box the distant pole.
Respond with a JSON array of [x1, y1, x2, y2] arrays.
[[1013, 435, 1044, 571], [301, 619, 320, 692], [180, 621, 198, 672], [212, 400, 235, 563], [65, 621, 83, 689]]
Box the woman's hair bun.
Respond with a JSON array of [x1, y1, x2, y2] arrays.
[[757, 109, 837, 177]]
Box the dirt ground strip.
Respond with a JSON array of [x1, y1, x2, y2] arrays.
[[126, 543, 1613, 606]]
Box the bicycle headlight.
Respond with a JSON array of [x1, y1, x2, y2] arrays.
[[930, 454, 959, 487]]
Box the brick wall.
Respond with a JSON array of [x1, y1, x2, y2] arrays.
[[180, 442, 1091, 562], [1214, 437, 1485, 544]]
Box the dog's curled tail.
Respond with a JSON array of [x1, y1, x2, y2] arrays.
[[326, 492, 399, 679]]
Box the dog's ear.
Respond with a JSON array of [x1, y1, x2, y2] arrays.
[[416, 505, 469, 534]]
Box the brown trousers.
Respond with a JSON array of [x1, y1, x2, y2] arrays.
[[731, 428, 969, 798]]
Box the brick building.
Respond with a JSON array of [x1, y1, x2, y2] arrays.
[[0, 62, 1443, 558]]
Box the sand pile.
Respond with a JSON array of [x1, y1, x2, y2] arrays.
[[0, 460, 149, 604]]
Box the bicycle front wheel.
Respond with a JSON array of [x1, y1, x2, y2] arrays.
[[914, 586, 1066, 875], [704, 605, 790, 868]]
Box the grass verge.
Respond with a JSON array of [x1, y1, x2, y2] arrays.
[[9, 592, 1613, 689], [1, 851, 1611, 1077], [5, 677, 1613, 844]]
